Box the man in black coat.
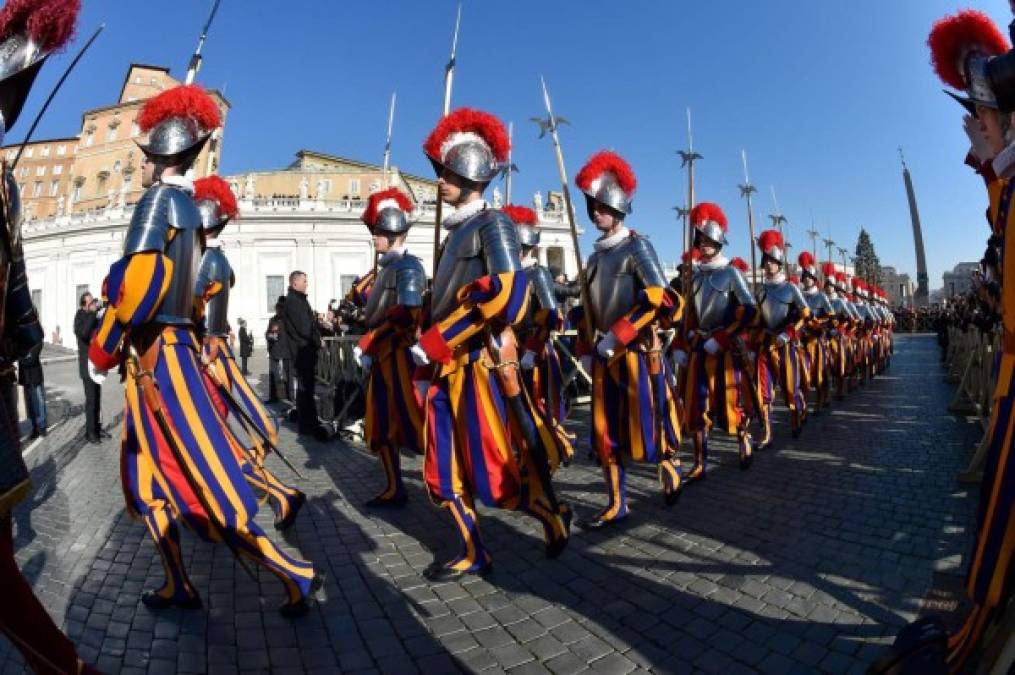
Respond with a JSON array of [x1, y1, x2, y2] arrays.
[[17, 341, 46, 439], [238, 318, 254, 375], [265, 298, 289, 402], [73, 292, 103, 444], [283, 272, 321, 434]]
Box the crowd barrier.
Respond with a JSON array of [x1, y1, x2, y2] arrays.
[[944, 324, 1000, 484]]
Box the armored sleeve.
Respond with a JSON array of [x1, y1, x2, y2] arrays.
[[123, 186, 175, 255], [607, 236, 670, 345], [358, 257, 425, 356], [418, 212, 530, 364], [786, 283, 812, 337], [396, 257, 426, 308], [710, 266, 758, 347], [523, 266, 562, 352]]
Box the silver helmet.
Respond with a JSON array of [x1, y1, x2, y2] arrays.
[[517, 225, 540, 247], [137, 117, 211, 162], [196, 198, 225, 231], [428, 132, 500, 184], [581, 171, 632, 215], [373, 207, 411, 235]]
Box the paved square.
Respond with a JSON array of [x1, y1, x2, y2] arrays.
[[1, 335, 982, 673]]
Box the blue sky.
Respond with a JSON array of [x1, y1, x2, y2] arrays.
[[19, 1, 1011, 288]]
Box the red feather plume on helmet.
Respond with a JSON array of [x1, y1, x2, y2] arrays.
[[928, 10, 1009, 90], [730, 256, 749, 273], [0, 0, 80, 52], [798, 251, 816, 269], [822, 262, 837, 279], [789, 274, 801, 285], [757, 229, 784, 254], [138, 85, 222, 134], [361, 187, 413, 226], [501, 204, 538, 227], [835, 271, 846, 283], [575, 151, 637, 195], [690, 202, 727, 230], [193, 176, 238, 220], [423, 107, 510, 164], [850, 277, 864, 290]]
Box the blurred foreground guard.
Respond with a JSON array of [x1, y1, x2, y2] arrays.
[[193, 175, 306, 531], [88, 84, 321, 617], [0, 0, 100, 671], [412, 108, 570, 580]]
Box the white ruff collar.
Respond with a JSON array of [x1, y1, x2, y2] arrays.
[[443, 199, 488, 229], [699, 254, 729, 271], [802, 285, 819, 295], [161, 175, 194, 193], [765, 272, 787, 285], [205, 238, 222, 249], [521, 255, 538, 269], [825, 288, 838, 300], [594, 226, 630, 252], [379, 247, 406, 266]]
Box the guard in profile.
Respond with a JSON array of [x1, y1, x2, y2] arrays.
[[193, 175, 306, 530], [89, 84, 321, 616], [352, 187, 426, 507]]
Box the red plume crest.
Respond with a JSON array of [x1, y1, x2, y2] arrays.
[[138, 85, 221, 133], [821, 262, 837, 278], [575, 151, 637, 194], [758, 229, 784, 253], [730, 256, 749, 273], [798, 251, 815, 268], [501, 204, 538, 226], [928, 10, 1009, 89], [361, 188, 413, 226], [423, 108, 510, 163], [193, 176, 238, 220], [0, 0, 80, 52], [690, 202, 727, 230]]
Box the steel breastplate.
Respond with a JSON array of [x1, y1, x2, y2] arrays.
[[430, 208, 521, 324], [157, 228, 202, 326], [803, 290, 830, 318], [363, 264, 397, 329], [759, 281, 796, 332], [693, 266, 737, 331], [199, 249, 233, 336], [587, 244, 636, 333]]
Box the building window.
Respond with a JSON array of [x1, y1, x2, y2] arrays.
[[40, 146, 49, 157], [49, 180, 59, 196], [72, 183, 82, 202], [320, 179, 332, 196], [348, 178, 361, 196], [265, 275, 284, 313], [133, 75, 141, 84], [25, 148, 32, 158], [53, 165, 62, 176], [106, 126, 118, 142], [340, 275, 358, 297], [19, 167, 27, 177], [35, 165, 45, 176], [85, 130, 94, 147], [96, 173, 107, 196], [57, 145, 65, 156], [32, 182, 42, 197], [131, 122, 139, 137], [5, 151, 13, 162], [30, 290, 41, 315]]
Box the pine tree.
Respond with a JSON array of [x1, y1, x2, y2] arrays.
[[854, 228, 882, 287]]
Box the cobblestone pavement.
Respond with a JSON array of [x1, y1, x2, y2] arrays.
[[1, 335, 984, 674]]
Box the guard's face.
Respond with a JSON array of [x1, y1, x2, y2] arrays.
[[373, 231, 390, 254], [141, 155, 155, 188], [976, 105, 1006, 156], [591, 201, 621, 232], [802, 275, 815, 290], [763, 258, 782, 276]]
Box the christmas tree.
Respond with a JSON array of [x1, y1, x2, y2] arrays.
[[854, 228, 882, 287]]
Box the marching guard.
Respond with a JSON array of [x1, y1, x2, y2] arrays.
[[411, 108, 569, 580], [89, 84, 321, 615], [797, 251, 833, 414], [571, 151, 682, 528], [353, 187, 426, 507], [675, 202, 758, 479], [822, 263, 852, 400], [193, 175, 307, 530]]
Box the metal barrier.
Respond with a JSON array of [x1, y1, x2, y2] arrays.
[[944, 324, 1001, 483], [314, 336, 366, 436]]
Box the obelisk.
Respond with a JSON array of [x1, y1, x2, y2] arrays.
[[900, 149, 929, 307]]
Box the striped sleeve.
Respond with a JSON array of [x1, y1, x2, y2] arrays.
[[358, 306, 421, 356], [418, 271, 529, 364], [610, 286, 667, 345]]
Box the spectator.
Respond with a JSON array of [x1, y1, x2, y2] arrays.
[[51, 325, 63, 346], [73, 292, 103, 444], [17, 341, 46, 439], [283, 271, 322, 435], [238, 318, 253, 375], [265, 298, 289, 402]]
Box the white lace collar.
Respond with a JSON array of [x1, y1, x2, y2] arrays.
[[205, 237, 222, 249], [765, 272, 787, 285], [594, 226, 630, 252], [161, 174, 194, 193], [443, 199, 488, 229], [379, 247, 406, 266], [802, 285, 819, 295], [699, 254, 729, 271]]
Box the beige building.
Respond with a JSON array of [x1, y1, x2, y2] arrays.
[[879, 265, 915, 307], [3, 64, 228, 220]]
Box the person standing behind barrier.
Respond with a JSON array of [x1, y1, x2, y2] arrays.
[[17, 341, 46, 439], [238, 318, 253, 375], [283, 271, 322, 435], [266, 298, 289, 402], [74, 292, 104, 443], [351, 188, 426, 507]]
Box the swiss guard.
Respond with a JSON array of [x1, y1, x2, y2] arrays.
[[675, 202, 758, 478], [502, 204, 573, 446], [822, 262, 851, 400], [89, 84, 321, 616], [193, 175, 307, 530], [353, 187, 426, 507], [0, 0, 101, 671], [754, 229, 810, 444], [572, 151, 682, 529], [411, 108, 569, 580], [797, 251, 833, 414]]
